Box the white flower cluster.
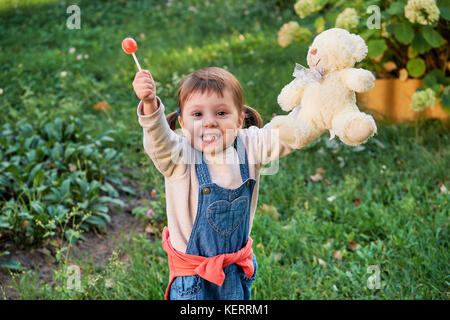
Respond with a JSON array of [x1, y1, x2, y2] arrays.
[[411, 88, 436, 111], [294, 0, 323, 19], [277, 21, 311, 47], [335, 8, 359, 31], [405, 0, 440, 25]]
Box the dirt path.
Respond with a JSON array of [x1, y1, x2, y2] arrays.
[[0, 209, 145, 299]]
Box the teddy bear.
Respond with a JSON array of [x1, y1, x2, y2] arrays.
[[271, 28, 378, 148]]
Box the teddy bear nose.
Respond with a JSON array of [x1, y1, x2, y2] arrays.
[[310, 48, 317, 55]]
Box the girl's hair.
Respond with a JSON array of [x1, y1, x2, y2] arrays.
[[166, 67, 263, 131]]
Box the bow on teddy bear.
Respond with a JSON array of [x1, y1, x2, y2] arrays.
[[272, 28, 378, 148]]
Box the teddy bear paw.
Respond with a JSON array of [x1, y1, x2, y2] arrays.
[[344, 116, 377, 146]]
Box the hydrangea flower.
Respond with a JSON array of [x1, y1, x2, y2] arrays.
[[335, 8, 359, 31], [411, 88, 436, 111], [294, 0, 323, 19], [405, 0, 440, 25], [277, 21, 311, 47]]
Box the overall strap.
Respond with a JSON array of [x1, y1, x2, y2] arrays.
[[235, 134, 250, 182]]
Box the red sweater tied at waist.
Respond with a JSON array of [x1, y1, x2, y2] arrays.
[[161, 226, 254, 300]]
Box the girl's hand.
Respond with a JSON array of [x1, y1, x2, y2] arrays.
[[133, 70, 158, 110]]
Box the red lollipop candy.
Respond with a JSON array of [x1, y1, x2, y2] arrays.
[[122, 37, 137, 54], [122, 37, 141, 71]]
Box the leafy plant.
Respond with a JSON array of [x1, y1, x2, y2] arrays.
[[0, 116, 132, 245], [277, 0, 450, 112]]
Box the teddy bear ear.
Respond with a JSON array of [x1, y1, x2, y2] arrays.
[[350, 34, 368, 63]]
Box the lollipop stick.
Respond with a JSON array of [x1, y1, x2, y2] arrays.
[[132, 52, 142, 71]]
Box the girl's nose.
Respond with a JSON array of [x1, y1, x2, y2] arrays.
[[203, 115, 218, 127]]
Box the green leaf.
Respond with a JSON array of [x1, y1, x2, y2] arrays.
[[0, 260, 24, 271], [100, 182, 119, 197], [314, 16, 325, 33], [412, 33, 432, 54], [408, 46, 418, 59], [27, 163, 43, 184], [85, 215, 106, 229], [33, 169, 45, 187], [387, 2, 405, 16], [93, 211, 111, 223], [407, 58, 426, 78], [422, 26, 444, 47], [118, 185, 135, 195], [64, 229, 85, 244], [437, 0, 450, 20], [423, 69, 447, 89], [0, 175, 12, 188], [65, 123, 75, 137], [104, 148, 117, 161], [0, 217, 12, 229], [99, 136, 115, 144], [43, 189, 60, 202], [18, 211, 33, 220], [60, 179, 71, 197], [0, 251, 10, 257], [98, 196, 124, 208], [91, 204, 109, 214], [64, 147, 76, 160], [79, 200, 89, 210], [31, 201, 44, 215], [393, 23, 414, 45], [441, 86, 450, 107], [367, 39, 386, 58]]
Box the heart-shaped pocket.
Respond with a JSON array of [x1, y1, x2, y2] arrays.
[[206, 196, 249, 236]]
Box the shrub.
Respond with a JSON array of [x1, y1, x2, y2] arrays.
[[0, 116, 131, 245]]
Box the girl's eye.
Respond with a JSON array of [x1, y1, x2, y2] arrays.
[[192, 111, 227, 117]]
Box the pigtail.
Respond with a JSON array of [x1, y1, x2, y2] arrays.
[[242, 105, 263, 129], [166, 111, 179, 131]]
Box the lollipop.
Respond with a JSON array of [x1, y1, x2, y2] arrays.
[[122, 37, 141, 71]]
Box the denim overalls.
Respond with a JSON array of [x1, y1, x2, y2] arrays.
[[169, 135, 258, 300]]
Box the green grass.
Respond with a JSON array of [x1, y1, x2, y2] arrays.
[[1, 0, 449, 299]]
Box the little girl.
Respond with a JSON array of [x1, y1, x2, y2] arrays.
[[133, 67, 313, 300]]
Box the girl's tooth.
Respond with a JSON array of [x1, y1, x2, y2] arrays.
[[202, 135, 216, 142]]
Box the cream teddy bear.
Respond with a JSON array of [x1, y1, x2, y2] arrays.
[[272, 28, 377, 148]]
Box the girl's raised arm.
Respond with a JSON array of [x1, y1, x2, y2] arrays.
[[243, 104, 314, 168], [134, 70, 187, 179]]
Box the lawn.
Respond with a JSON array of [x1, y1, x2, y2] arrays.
[[0, 0, 448, 299]]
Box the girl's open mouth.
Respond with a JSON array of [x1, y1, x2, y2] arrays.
[[201, 134, 220, 145]]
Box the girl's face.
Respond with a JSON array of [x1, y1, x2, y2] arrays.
[[178, 88, 245, 155]]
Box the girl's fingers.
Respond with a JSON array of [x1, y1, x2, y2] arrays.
[[136, 84, 153, 91], [142, 88, 155, 95], [137, 70, 152, 79], [135, 71, 153, 82], [136, 77, 154, 87]]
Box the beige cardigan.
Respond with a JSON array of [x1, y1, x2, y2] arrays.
[[137, 98, 302, 253]]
